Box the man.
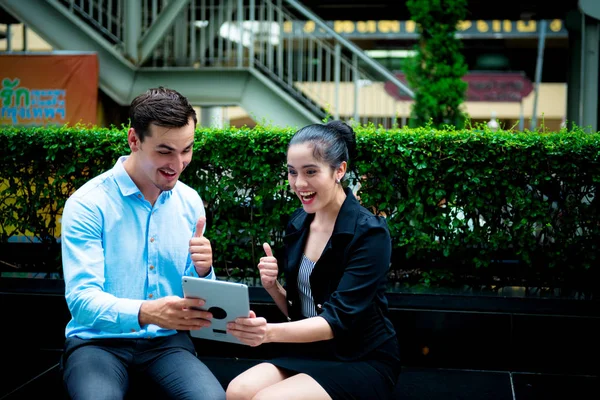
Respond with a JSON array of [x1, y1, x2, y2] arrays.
[[60, 87, 225, 399]]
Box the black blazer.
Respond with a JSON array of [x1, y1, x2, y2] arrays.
[[282, 188, 397, 360]]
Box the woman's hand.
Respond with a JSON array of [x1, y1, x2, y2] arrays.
[[258, 242, 279, 290], [227, 310, 268, 347]]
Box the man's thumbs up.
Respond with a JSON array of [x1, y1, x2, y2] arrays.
[[190, 215, 212, 276], [194, 216, 206, 237], [263, 242, 273, 257]]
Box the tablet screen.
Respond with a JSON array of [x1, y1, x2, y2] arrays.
[[182, 276, 250, 345]]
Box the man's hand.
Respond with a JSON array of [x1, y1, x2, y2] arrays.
[[139, 296, 213, 330], [258, 242, 279, 290], [227, 310, 268, 347], [190, 216, 212, 276]]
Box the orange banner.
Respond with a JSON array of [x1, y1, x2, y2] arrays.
[[0, 53, 98, 126]]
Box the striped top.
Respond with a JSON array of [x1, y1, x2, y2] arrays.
[[298, 254, 317, 318]]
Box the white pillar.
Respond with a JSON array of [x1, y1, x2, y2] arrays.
[[200, 107, 224, 128], [124, 0, 141, 62], [487, 111, 499, 132]]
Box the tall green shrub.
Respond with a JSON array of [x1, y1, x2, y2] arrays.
[[405, 0, 468, 129], [2, 126, 600, 290]]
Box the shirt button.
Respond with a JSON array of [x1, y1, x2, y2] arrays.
[[130, 329, 135, 332], [316, 304, 322, 309], [148, 294, 154, 299], [149, 265, 154, 270], [137, 194, 141, 198], [288, 300, 293, 306], [150, 237, 155, 243]]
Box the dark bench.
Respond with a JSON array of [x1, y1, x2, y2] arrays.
[[3, 354, 598, 400], [2, 280, 599, 399]]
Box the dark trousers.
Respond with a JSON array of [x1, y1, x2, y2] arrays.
[[60, 331, 225, 400]]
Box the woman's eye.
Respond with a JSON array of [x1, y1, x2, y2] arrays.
[[306, 170, 317, 175], [288, 170, 297, 176]]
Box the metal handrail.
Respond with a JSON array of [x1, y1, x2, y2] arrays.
[[52, 0, 413, 128], [284, 0, 414, 99]]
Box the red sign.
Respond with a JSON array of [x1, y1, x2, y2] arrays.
[[385, 72, 534, 102], [0, 53, 99, 126]]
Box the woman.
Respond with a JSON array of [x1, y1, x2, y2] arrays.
[[225, 121, 400, 400]]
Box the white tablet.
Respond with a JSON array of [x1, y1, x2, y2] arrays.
[[182, 276, 250, 345]]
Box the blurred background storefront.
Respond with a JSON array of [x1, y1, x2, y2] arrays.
[[0, 0, 596, 131]]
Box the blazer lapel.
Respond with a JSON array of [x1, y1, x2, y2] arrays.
[[309, 188, 360, 289], [283, 211, 312, 285]]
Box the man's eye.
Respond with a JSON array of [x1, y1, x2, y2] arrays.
[[158, 151, 170, 155]]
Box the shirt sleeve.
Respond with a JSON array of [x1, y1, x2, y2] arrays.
[[318, 219, 392, 337], [185, 264, 216, 280], [62, 197, 144, 333]]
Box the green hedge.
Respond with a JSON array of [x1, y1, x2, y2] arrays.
[[1, 125, 600, 289]]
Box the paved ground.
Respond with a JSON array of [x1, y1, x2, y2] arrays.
[[2, 350, 598, 400]]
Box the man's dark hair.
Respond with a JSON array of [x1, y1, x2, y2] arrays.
[[129, 87, 197, 141]]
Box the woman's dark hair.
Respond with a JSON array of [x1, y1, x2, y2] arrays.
[[288, 120, 357, 177], [129, 86, 197, 141]]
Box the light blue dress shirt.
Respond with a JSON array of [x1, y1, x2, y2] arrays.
[[61, 156, 214, 339]]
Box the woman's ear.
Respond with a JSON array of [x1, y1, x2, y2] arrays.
[[336, 161, 347, 182]]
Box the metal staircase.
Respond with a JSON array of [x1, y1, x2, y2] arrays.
[[2, 0, 413, 128]]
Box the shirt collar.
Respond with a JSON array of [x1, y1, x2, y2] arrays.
[[113, 155, 142, 197], [333, 187, 361, 235]]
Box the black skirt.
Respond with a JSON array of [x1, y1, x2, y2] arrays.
[[267, 337, 401, 400]]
